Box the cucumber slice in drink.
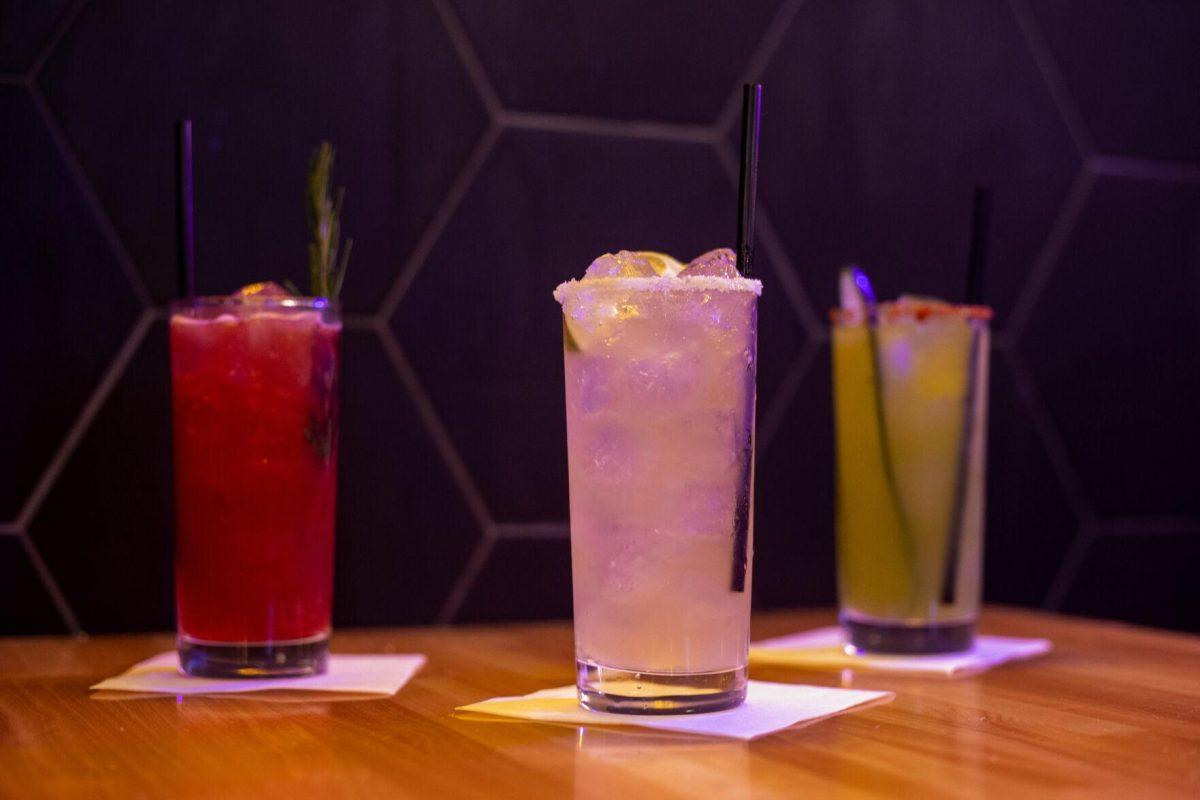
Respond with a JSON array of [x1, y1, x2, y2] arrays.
[[838, 266, 916, 584]]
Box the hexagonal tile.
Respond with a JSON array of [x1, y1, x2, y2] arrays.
[[1026, 0, 1200, 161], [983, 350, 1079, 607], [29, 321, 174, 633], [1062, 532, 1200, 633], [0, 87, 142, 519], [1022, 176, 1200, 515], [0, 1, 73, 73], [455, 538, 572, 622], [450, 0, 782, 122], [755, 0, 1080, 324], [0, 536, 67, 635], [39, 1, 488, 310], [393, 129, 805, 521], [752, 346, 837, 609], [333, 329, 482, 626]]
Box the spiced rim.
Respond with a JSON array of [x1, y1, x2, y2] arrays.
[[829, 300, 993, 324]]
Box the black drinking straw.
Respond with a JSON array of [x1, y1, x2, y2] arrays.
[[730, 83, 762, 593], [735, 83, 762, 278], [176, 118, 195, 298], [940, 186, 991, 604], [965, 186, 990, 305]]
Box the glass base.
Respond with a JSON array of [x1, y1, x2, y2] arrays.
[[576, 660, 747, 715], [843, 616, 975, 654], [178, 634, 329, 678]]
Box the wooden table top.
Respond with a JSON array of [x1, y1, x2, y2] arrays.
[[1, 607, 1197, 799]]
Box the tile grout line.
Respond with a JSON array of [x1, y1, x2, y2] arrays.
[[430, 0, 503, 117], [1005, 0, 1095, 159], [19, 531, 84, 636], [1005, 165, 1095, 339], [24, 0, 90, 84], [499, 110, 718, 144], [1088, 154, 1200, 184], [1042, 521, 1094, 611], [16, 309, 156, 530], [756, 339, 819, 457], [374, 326, 494, 533], [998, 343, 1095, 523], [28, 84, 154, 308], [0, 523, 21, 535], [436, 535, 496, 623], [493, 522, 570, 540], [378, 122, 501, 319], [0, 74, 26, 86], [714, 0, 809, 133]]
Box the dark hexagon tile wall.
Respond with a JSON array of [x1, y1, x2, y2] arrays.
[[0, 0, 74, 73], [449, 0, 783, 123], [334, 330, 483, 626], [755, 0, 1080, 325], [455, 538, 574, 623], [1026, 0, 1200, 162], [0, 537, 67, 635], [1061, 532, 1200, 633], [983, 350, 1079, 607], [392, 128, 767, 523], [753, 246, 812, 423], [1021, 176, 1200, 516], [38, 0, 488, 311], [28, 321, 175, 633], [3, 0, 1199, 636], [752, 348, 838, 609], [0, 87, 142, 519]]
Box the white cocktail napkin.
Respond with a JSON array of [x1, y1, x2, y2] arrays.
[[751, 626, 1051, 676], [91, 651, 426, 696], [456, 680, 892, 741]]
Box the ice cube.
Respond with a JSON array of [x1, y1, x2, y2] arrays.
[[626, 351, 700, 404], [583, 426, 642, 484], [585, 251, 659, 279], [576, 358, 614, 413], [679, 248, 738, 278], [233, 281, 292, 298], [676, 481, 734, 539]]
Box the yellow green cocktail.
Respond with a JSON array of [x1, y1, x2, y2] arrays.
[[832, 268, 991, 653]]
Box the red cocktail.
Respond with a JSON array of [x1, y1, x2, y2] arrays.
[[170, 285, 339, 677]]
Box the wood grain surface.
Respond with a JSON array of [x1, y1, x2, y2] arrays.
[[0, 607, 1197, 799]]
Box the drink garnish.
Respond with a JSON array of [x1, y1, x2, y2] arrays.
[[306, 141, 352, 301], [840, 266, 916, 574], [838, 265, 875, 324], [641, 251, 685, 277], [232, 281, 291, 299]]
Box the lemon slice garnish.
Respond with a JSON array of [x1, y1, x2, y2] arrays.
[[638, 251, 685, 277]]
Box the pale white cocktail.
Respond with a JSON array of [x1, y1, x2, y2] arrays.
[[554, 249, 761, 714]]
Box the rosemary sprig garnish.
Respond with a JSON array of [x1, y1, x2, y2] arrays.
[[306, 141, 352, 301]]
